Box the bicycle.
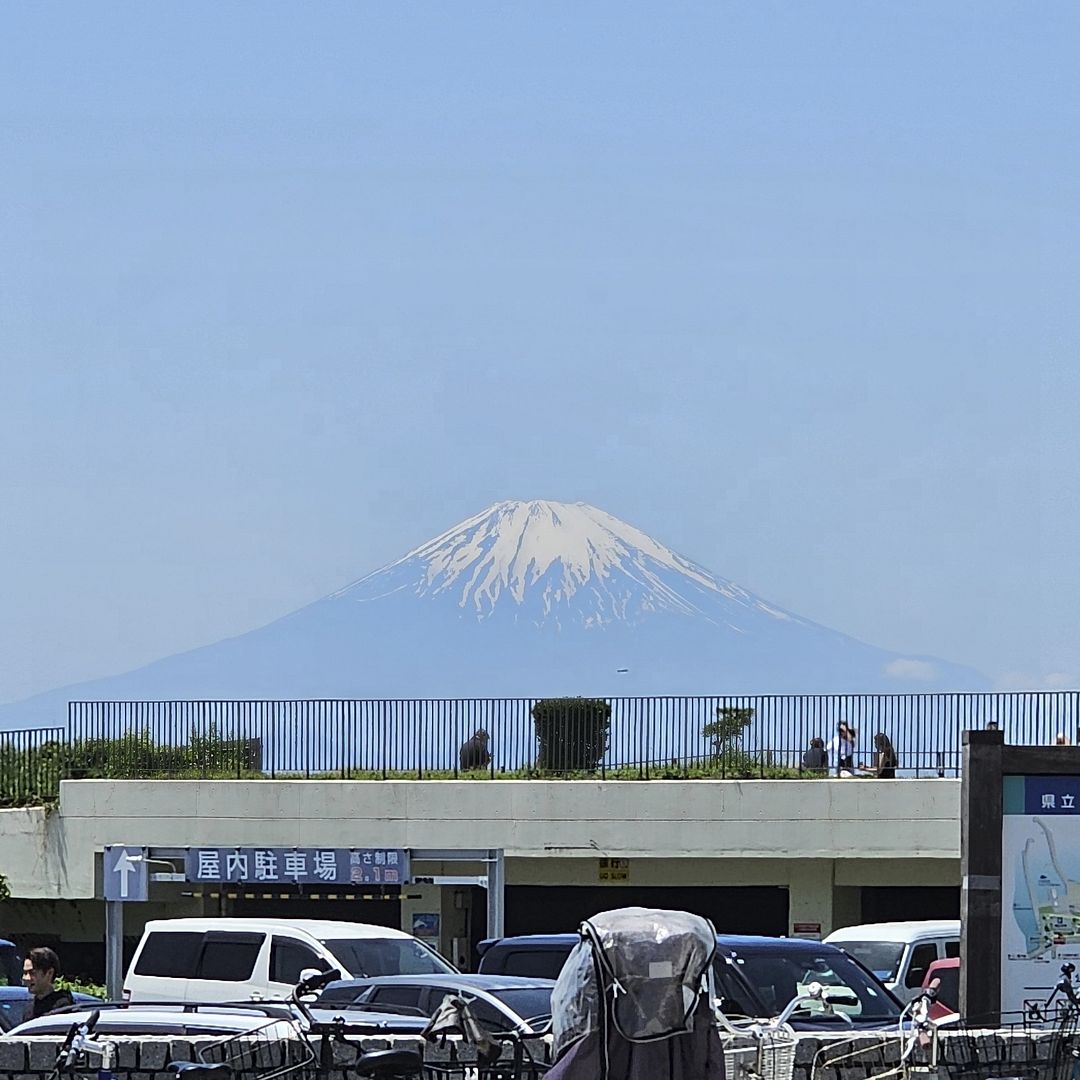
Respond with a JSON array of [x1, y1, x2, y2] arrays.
[[168, 1047, 425, 1080], [716, 981, 856, 1080], [50, 1009, 118, 1080], [169, 968, 430, 1079]]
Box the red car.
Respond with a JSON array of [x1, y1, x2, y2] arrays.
[[922, 957, 960, 1020]]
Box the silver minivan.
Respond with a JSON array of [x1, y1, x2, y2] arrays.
[[824, 919, 960, 1002], [124, 917, 457, 1003]]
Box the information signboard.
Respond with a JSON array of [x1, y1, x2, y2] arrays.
[[1001, 775, 1080, 1017], [183, 847, 410, 886]]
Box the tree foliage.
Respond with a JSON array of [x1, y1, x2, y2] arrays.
[[702, 706, 755, 766], [532, 697, 612, 772]]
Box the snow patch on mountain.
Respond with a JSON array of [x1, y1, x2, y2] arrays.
[[333, 499, 797, 629]]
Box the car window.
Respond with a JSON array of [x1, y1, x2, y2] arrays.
[[905, 944, 938, 989], [369, 985, 426, 1011], [712, 960, 756, 1018], [835, 941, 904, 983], [495, 950, 570, 980], [133, 932, 203, 978], [196, 932, 262, 982], [932, 966, 960, 1009], [731, 947, 900, 1021], [0, 946, 20, 987], [488, 987, 553, 1024], [271, 937, 328, 985], [320, 938, 455, 977], [463, 994, 513, 1032], [945, 940, 960, 959]]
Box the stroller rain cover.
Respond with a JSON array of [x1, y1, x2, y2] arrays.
[[550, 906, 718, 1061]]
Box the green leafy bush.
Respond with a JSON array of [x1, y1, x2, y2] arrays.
[[532, 697, 611, 772], [57, 975, 107, 998]]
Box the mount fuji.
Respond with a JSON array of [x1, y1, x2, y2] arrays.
[[0, 499, 986, 727]]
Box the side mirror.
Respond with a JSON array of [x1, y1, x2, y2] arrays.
[[297, 967, 340, 996]]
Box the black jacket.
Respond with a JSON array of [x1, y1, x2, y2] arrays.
[[31, 988, 74, 1019]]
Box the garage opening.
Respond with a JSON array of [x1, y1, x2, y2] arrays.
[[860, 886, 960, 923], [505, 886, 789, 939]]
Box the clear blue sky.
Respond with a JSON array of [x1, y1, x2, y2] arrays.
[[2, 2, 1078, 702]]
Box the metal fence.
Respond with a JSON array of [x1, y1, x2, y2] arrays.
[[37, 691, 1080, 783], [0, 726, 65, 804]]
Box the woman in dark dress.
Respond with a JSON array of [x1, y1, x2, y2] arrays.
[[862, 732, 898, 778]]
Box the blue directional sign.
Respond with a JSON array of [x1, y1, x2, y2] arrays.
[[103, 845, 149, 902]]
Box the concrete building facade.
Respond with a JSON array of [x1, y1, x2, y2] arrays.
[[0, 778, 961, 979]]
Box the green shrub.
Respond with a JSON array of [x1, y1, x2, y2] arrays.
[[532, 697, 611, 772], [57, 975, 107, 998]]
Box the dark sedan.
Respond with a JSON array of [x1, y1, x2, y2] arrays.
[[478, 932, 903, 1031]]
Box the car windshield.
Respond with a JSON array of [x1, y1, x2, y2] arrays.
[[729, 947, 901, 1022], [488, 987, 554, 1022], [833, 941, 905, 983], [321, 938, 456, 977]]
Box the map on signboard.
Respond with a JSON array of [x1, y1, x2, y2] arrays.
[[1001, 777, 1080, 1017], [1012, 818, 1080, 956]]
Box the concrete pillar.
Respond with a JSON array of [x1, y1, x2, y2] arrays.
[[439, 886, 470, 970], [785, 860, 835, 938]]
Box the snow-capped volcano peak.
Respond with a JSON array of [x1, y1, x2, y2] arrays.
[[0, 498, 990, 726], [335, 499, 783, 628]]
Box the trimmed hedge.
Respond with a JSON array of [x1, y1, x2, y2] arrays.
[[532, 697, 611, 772]]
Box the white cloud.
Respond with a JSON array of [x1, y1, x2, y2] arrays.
[[884, 658, 938, 681], [995, 671, 1076, 691]]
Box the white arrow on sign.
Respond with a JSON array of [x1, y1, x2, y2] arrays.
[[113, 850, 140, 899]]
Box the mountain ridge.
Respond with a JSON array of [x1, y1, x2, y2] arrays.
[[0, 499, 988, 729]]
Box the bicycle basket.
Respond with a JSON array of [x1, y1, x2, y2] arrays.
[[196, 1018, 315, 1080]]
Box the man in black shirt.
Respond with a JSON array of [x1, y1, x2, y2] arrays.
[[22, 947, 74, 1018]]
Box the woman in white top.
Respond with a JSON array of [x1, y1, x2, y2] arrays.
[[829, 721, 857, 775]]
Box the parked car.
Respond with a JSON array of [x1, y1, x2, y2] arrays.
[[477, 935, 575, 980], [824, 920, 960, 1003], [712, 935, 902, 1030], [317, 974, 555, 1034], [0, 941, 20, 988], [0, 987, 102, 1033], [2, 1003, 292, 1039], [921, 957, 960, 1020], [124, 918, 457, 1003], [478, 932, 902, 1030]]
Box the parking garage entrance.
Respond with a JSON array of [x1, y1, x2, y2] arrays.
[[505, 885, 790, 938]]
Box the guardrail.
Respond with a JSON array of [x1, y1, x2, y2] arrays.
[[58, 691, 1080, 780], [0, 693, 1075, 793]]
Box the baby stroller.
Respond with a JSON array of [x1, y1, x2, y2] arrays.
[[546, 906, 725, 1080]]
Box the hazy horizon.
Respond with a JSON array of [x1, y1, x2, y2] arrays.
[[3, 4, 1079, 703]]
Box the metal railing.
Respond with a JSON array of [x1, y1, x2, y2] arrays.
[[1, 693, 1075, 797], [50, 691, 1080, 782], [0, 726, 65, 804]]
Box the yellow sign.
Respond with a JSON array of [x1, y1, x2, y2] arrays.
[[598, 857, 630, 882]]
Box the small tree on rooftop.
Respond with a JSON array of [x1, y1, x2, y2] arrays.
[[702, 706, 755, 769]]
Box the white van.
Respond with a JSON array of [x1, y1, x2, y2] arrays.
[[824, 919, 960, 1002], [124, 918, 457, 1003]]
